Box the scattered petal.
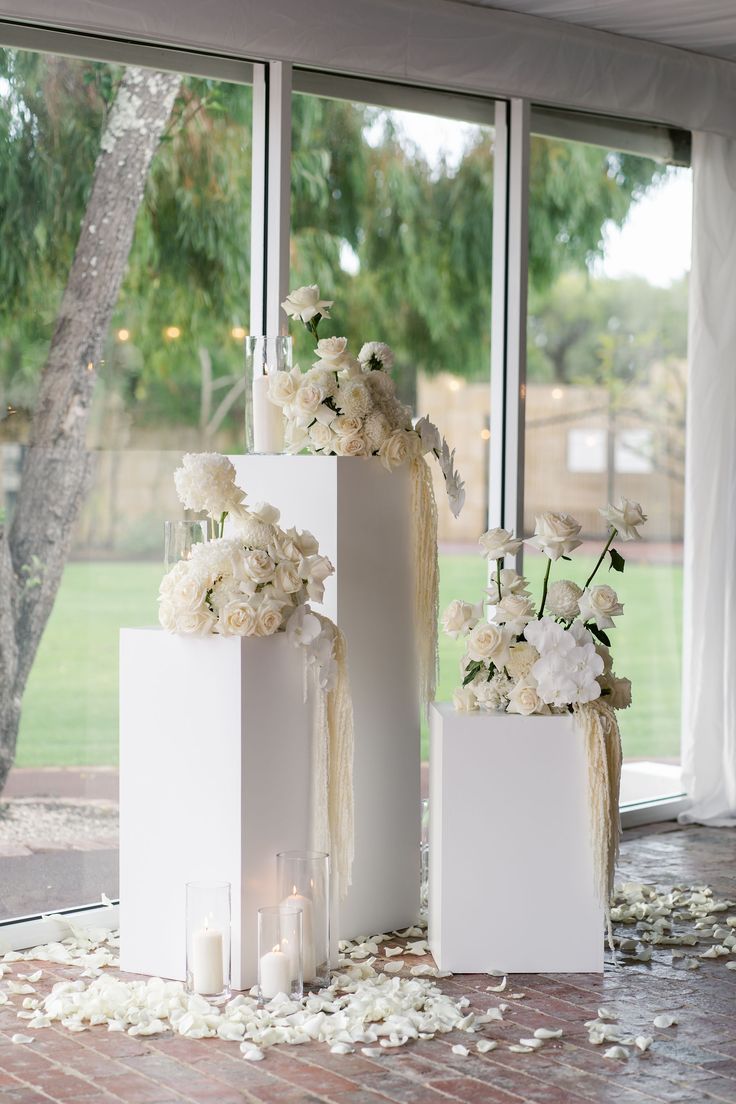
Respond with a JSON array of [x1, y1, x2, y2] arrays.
[[11, 1034, 34, 1044], [486, 977, 507, 992], [383, 961, 404, 974], [653, 1014, 677, 1029], [635, 1035, 653, 1052], [598, 1007, 617, 1021], [331, 1042, 354, 1054], [519, 1038, 544, 1050], [509, 1044, 535, 1054], [534, 1027, 563, 1039], [452, 1044, 469, 1056], [477, 1039, 498, 1053], [384, 947, 404, 957], [604, 1046, 629, 1059], [240, 1043, 264, 1061]]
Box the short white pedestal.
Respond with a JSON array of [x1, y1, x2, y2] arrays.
[[429, 703, 603, 974], [119, 630, 312, 990], [230, 455, 420, 940]]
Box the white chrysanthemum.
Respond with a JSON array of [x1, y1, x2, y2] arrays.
[[358, 341, 394, 370], [363, 411, 391, 452], [473, 671, 513, 712], [506, 641, 539, 681], [545, 579, 583, 620], [228, 508, 276, 551], [173, 453, 244, 517], [336, 378, 372, 419]]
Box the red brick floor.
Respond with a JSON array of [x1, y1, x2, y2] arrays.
[[2, 823, 736, 1103]]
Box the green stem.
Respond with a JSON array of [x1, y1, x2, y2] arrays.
[[219, 511, 228, 539], [584, 528, 617, 589], [496, 559, 502, 603], [538, 557, 552, 619]]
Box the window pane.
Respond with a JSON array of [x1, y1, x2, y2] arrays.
[[525, 137, 690, 802], [0, 48, 251, 921], [290, 90, 495, 761]]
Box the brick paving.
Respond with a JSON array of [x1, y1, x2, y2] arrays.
[[2, 823, 736, 1103]]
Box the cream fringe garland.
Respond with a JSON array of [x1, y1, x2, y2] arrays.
[[309, 617, 355, 901], [410, 456, 440, 709], [573, 699, 623, 950]]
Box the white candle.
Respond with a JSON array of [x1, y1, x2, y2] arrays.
[[252, 372, 284, 454], [282, 887, 315, 982], [259, 946, 291, 999], [192, 922, 224, 995]]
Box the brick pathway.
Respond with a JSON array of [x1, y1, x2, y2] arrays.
[[2, 823, 736, 1103]]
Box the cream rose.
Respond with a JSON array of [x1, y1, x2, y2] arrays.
[[315, 336, 348, 364], [493, 594, 535, 634], [167, 572, 209, 614], [162, 605, 216, 635], [378, 429, 420, 471], [600, 497, 647, 541], [218, 599, 258, 636], [466, 622, 512, 666], [507, 678, 549, 716], [479, 527, 523, 561], [254, 599, 284, 637], [242, 549, 276, 585], [308, 421, 336, 451], [332, 414, 364, 437], [268, 367, 302, 407], [528, 512, 583, 560], [333, 432, 367, 457], [453, 686, 478, 713], [442, 599, 482, 639], [578, 584, 623, 630], [485, 569, 530, 604], [293, 382, 326, 421], [545, 579, 583, 620], [281, 284, 332, 324]]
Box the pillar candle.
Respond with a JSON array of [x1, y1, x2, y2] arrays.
[[282, 888, 315, 981], [252, 373, 285, 454], [192, 924, 224, 995], [259, 946, 291, 999]]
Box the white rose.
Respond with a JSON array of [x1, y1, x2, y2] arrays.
[[160, 603, 216, 636], [303, 366, 337, 399], [242, 550, 276, 585], [493, 594, 535, 634], [274, 560, 303, 594], [358, 341, 394, 370], [218, 599, 258, 636], [507, 678, 549, 716], [453, 686, 478, 713], [336, 378, 372, 419], [293, 528, 319, 557], [600, 497, 647, 541], [308, 421, 337, 451], [293, 382, 326, 421], [600, 673, 632, 710], [442, 599, 483, 639], [281, 284, 333, 324], [268, 367, 302, 407], [479, 527, 523, 561], [506, 641, 540, 681], [528, 512, 583, 561], [485, 569, 530, 604], [301, 553, 334, 584], [209, 578, 245, 611], [545, 579, 583, 620], [165, 571, 208, 614], [333, 432, 367, 457], [578, 585, 623, 630], [315, 336, 348, 364], [255, 598, 284, 637], [466, 622, 512, 666], [378, 429, 421, 471]]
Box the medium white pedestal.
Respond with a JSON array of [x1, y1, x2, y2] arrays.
[[231, 455, 420, 940], [429, 703, 603, 974], [119, 630, 312, 990]]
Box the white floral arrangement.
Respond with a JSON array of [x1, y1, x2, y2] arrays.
[[271, 284, 465, 518], [160, 452, 338, 688], [445, 498, 647, 717]]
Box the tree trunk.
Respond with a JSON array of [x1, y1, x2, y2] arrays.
[[0, 67, 181, 793]]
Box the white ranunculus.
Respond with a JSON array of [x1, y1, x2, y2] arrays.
[[485, 569, 530, 604], [378, 429, 421, 471], [507, 678, 549, 716], [528, 512, 583, 560], [545, 579, 583, 620], [315, 336, 349, 365], [493, 594, 535, 634], [242, 550, 276, 585], [453, 686, 478, 713], [466, 622, 512, 666], [479, 527, 523, 561], [506, 641, 539, 681], [358, 341, 394, 370], [336, 378, 372, 419], [268, 366, 303, 407], [173, 452, 245, 517], [442, 599, 483, 639], [578, 585, 623, 630], [333, 432, 367, 457], [308, 421, 337, 451], [600, 497, 648, 541], [281, 284, 333, 324], [218, 599, 258, 636]]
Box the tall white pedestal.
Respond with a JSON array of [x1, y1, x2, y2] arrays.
[[231, 455, 420, 940], [119, 630, 312, 990], [429, 704, 603, 974]]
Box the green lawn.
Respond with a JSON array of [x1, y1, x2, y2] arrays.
[[16, 554, 682, 768]]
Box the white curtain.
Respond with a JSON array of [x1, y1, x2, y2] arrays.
[[680, 131, 736, 825]]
